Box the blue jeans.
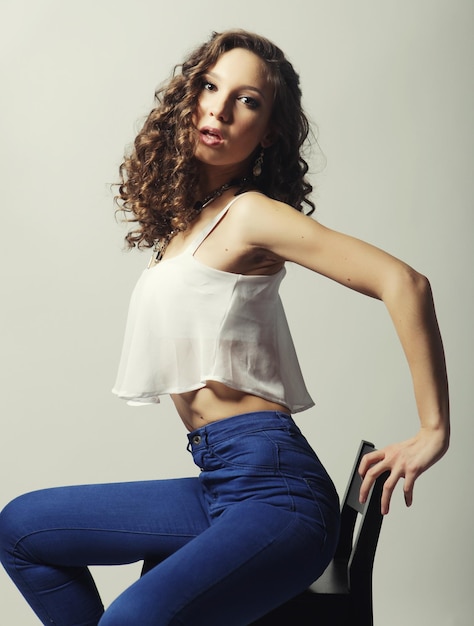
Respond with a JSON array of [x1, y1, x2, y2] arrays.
[[0, 411, 340, 625]]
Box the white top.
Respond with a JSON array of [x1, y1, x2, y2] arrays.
[[112, 194, 314, 413]]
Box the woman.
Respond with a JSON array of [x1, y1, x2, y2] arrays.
[[0, 30, 449, 626]]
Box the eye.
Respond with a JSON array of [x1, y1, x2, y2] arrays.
[[238, 95, 260, 110], [202, 79, 216, 92]]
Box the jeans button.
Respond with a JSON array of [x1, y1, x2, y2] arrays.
[[192, 435, 202, 445]]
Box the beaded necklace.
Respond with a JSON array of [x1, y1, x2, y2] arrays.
[[148, 177, 250, 267]]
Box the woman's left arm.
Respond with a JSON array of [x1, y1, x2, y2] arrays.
[[356, 267, 449, 515], [239, 196, 450, 515]]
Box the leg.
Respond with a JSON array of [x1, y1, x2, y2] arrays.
[[0, 477, 209, 625], [99, 501, 332, 626], [1, 412, 340, 625], [100, 412, 340, 625]]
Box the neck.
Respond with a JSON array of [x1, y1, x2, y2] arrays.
[[195, 176, 251, 213], [197, 162, 251, 197]]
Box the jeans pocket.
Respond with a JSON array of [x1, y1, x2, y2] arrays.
[[303, 476, 341, 551], [208, 432, 278, 471]]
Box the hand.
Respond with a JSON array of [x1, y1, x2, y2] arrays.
[[358, 428, 449, 515]]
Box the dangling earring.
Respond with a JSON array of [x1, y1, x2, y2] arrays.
[[252, 147, 264, 178]]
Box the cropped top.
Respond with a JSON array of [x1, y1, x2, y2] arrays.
[[112, 194, 314, 413]]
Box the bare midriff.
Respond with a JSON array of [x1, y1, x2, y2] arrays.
[[171, 380, 289, 431]]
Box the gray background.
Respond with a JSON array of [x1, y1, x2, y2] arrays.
[[1, 1, 472, 624]]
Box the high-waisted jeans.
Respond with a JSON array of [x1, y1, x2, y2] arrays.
[[0, 411, 340, 625]]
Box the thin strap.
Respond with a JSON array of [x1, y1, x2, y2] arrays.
[[188, 193, 249, 255]]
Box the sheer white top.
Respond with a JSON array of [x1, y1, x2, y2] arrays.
[[112, 194, 314, 413]]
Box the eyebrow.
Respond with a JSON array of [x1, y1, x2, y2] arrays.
[[205, 70, 268, 101]]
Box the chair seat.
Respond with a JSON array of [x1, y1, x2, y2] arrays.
[[250, 588, 352, 625], [250, 560, 352, 625], [308, 558, 350, 595]]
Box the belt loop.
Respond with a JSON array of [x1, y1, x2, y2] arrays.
[[277, 411, 295, 433], [201, 427, 209, 447]]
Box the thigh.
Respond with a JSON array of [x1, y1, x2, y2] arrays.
[[100, 413, 341, 626], [0, 477, 210, 567], [100, 500, 331, 626]]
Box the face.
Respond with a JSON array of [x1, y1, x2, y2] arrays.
[[193, 48, 274, 178]]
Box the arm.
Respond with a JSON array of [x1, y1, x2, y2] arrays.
[[236, 194, 450, 514], [357, 269, 449, 514]]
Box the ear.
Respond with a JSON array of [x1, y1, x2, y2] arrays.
[[261, 127, 277, 148]]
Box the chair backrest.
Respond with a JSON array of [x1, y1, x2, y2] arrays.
[[336, 441, 388, 598]]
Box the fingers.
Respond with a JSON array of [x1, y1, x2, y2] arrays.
[[358, 449, 385, 478], [359, 460, 396, 515], [358, 450, 386, 506], [357, 430, 445, 515], [358, 446, 418, 515], [380, 472, 402, 515], [403, 473, 415, 508]]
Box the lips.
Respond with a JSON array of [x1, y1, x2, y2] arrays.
[[199, 126, 224, 146]]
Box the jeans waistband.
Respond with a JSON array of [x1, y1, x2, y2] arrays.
[[187, 410, 297, 450]]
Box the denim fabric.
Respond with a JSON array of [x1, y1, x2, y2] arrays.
[[0, 411, 340, 625]]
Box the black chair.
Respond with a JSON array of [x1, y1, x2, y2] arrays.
[[251, 440, 389, 625], [141, 440, 388, 625]]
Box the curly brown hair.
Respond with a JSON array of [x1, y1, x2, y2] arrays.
[[117, 29, 315, 249]]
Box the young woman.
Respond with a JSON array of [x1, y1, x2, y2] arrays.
[[0, 30, 449, 626]]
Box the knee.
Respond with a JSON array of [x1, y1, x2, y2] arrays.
[[0, 497, 22, 564], [98, 590, 169, 626], [0, 491, 47, 563], [98, 602, 142, 626]]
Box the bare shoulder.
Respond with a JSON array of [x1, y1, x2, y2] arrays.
[[231, 191, 304, 219], [227, 191, 412, 300], [228, 191, 321, 255]]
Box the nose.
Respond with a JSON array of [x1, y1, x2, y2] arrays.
[[210, 95, 232, 123]]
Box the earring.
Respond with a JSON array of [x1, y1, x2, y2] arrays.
[[252, 147, 264, 177]]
